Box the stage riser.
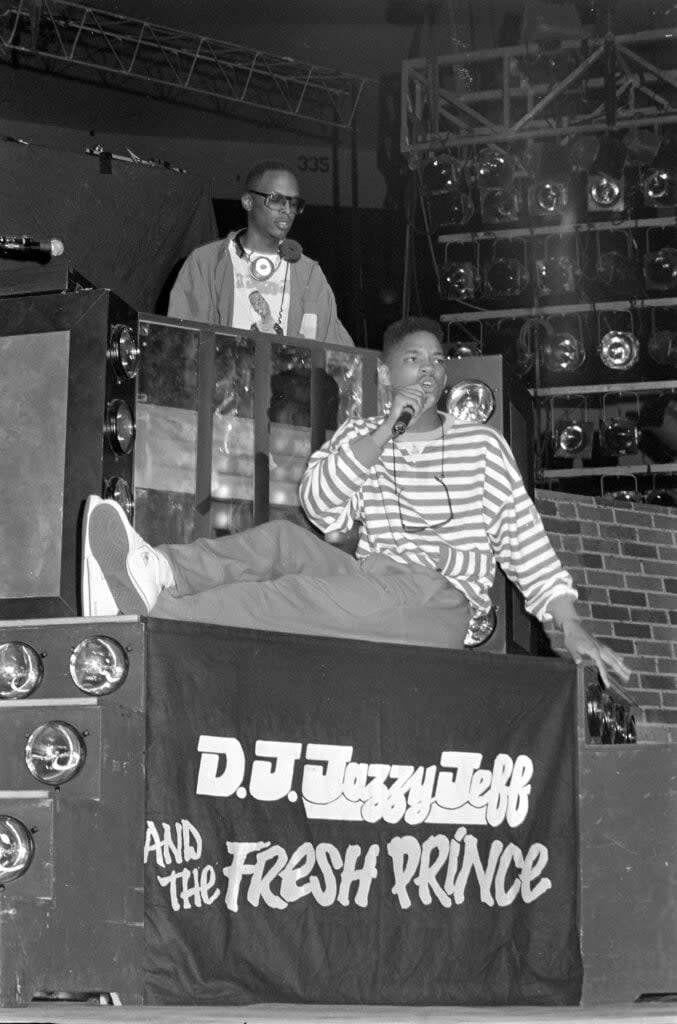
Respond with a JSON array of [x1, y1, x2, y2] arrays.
[[0, 620, 674, 1008]]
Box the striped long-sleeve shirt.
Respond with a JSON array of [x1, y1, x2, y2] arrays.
[[298, 413, 577, 621]]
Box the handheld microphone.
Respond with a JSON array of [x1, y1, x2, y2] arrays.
[[0, 235, 65, 257], [391, 404, 416, 437]]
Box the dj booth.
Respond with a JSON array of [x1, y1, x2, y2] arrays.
[[0, 277, 675, 1008]]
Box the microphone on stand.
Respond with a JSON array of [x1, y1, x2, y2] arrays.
[[391, 404, 416, 438], [0, 235, 65, 258]]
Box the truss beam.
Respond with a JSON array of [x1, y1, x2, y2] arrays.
[[401, 28, 677, 153], [0, 0, 371, 129]]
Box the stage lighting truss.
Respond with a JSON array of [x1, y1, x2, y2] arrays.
[[541, 315, 587, 375], [597, 311, 640, 371], [550, 397, 590, 458], [599, 392, 641, 457]]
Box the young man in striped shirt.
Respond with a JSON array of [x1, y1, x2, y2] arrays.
[[81, 318, 628, 687]]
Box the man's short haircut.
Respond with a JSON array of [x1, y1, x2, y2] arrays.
[[382, 316, 444, 360], [244, 160, 298, 191]]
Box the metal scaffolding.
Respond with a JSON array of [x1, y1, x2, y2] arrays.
[[0, 0, 372, 129], [401, 27, 677, 153]]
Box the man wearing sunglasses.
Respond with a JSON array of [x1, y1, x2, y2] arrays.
[[168, 159, 353, 346]]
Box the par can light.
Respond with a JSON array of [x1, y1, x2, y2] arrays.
[[0, 642, 44, 699], [543, 332, 586, 373], [644, 248, 677, 292], [553, 420, 588, 456], [441, 261, 477, 301], [69, 636, 129, 695], [446, 380, 495, 424], [476, 148, 513, 189], [25, 721, 86, 786], [0, 815, 35, 883], [484, 258, 529, 298], [598, 331, 640, 370]]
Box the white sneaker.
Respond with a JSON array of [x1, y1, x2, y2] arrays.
[[81, 496, 170, 616]]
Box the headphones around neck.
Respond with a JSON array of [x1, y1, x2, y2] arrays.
[[234, 230, 303, 281]]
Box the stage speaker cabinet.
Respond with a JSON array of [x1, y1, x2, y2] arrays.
[[0, 617, 145, 1007], [0, 288, 138, 619], [444, 354, 537, 655]]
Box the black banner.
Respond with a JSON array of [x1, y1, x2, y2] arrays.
[[144, 619, 582, 1006]]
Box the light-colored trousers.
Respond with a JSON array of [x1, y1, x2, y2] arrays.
[[156, 520, 470, 648]]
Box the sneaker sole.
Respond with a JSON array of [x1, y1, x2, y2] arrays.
[[88, 504, 148, 615]]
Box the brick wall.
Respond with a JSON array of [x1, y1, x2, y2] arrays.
[[534, 490, 677, 744]]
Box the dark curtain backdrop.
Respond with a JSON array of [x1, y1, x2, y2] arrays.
[[0, 141, 218, 312]]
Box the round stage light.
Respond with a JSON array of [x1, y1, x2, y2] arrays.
[[0, 815, 35, 883], [536, 257, 575, 296], [648, 330, 677, 367], [69, 636, 129, 695], [108, 324, 140, 380], [441, 261, 476, 301], [588, 173, 621, 208], [446, 380, 495, 424], [447, 338, 482, 358], [644, 248, 677, 292], [642, 169, 676, 207], [601, 421, 640, 456], [103, 476, 135, 521], [429, 188, 474, 227], [484, 258, 529, 298], [105, 399, 136, 456], [0, 642, 44, 700], [420, 154, 465, 193], [481, 187, 520, 224], [598, 331, 640, 370], [553, 420, 588, 456], [543, 332, 586, 373], [25, 721, 86, 786], [533, 181, 568, 215], [476, 148, 513, 188], [463, 607, 497, 648]]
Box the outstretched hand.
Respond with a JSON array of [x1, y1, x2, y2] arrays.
[[561, 620, 631, 689]]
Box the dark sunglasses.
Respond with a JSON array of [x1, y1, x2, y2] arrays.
[[249, 190, 306, 215]]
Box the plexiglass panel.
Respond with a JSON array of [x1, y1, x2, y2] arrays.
[[134, 320, 202, 545]]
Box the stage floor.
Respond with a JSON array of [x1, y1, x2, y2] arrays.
[[0, 1002, 675, 1024]]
